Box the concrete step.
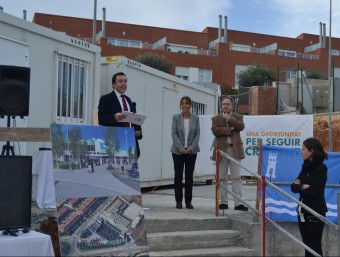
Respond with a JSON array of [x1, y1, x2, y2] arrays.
[[145, 218, 230, 233], [149, 246, 256, 256], [147, 230, 242, 251]]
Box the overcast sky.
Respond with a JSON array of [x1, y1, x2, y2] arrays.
[[1, 0, 339, 38]]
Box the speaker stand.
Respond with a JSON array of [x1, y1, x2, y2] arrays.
[[1, 142, 15, 156], [1, 228, 30, 237], [2, 229, 19, 237], [1, 116, 15, 156]]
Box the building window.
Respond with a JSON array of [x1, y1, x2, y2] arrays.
[[285, 70, 305, 81], [175, 66, 189, 81], [129, 40, 141, 48], [192, 101, 206, 115], [107, 38, 141, 48], [56, 54, 88, 124], [118, 39, 128, 47], [198, 69, 212, 83], [176, 75, 189, 81], [278, 50, 297, 57]]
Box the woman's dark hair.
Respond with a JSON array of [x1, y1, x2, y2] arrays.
[[179, 96, 192, 106], [303, 137, 328, 160], [112, 72, 126, 84]]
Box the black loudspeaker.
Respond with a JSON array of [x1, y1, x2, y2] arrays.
[[0, 65, 30, 118], [0, 156, 32, 232]]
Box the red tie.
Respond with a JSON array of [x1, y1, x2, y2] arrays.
[[121, 95, 130, 127], [121, 95, 128, 111]]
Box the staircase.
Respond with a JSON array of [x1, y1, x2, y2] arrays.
[[145, 218, 255, 256]]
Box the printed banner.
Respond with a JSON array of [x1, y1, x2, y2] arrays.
[[261, 145, 340, 223], [195, 115, 313, 176], [241, 115, 313, 175]]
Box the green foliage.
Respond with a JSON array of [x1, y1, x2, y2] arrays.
[[51, 125, 65, 162], [135, 52, 173, 74], [305, 70, 323, 79], [104, 127, 120, 161], [68, 127, 82, 162], [128, 146, 134, 159], [237, 63, 276, 87], [221, 86, 238, 96]]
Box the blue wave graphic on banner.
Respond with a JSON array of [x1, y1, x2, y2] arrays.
[[261, 145, 340, 223]]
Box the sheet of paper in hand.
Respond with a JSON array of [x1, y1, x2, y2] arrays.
[[120, 111, 147, 126]]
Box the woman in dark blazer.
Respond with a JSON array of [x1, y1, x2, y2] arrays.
[[291, 137, 328, 257], [170, 96, 200, 209]]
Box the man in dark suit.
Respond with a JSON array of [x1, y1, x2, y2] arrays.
[[98, 72, 142, 158], [211, 96, 248, 211]]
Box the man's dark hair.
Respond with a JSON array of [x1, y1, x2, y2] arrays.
[[112, 72, 126, 84], [220, 96, 234, 106]]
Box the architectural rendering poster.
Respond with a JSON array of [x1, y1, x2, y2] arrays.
[[50, 124, 148, 256]]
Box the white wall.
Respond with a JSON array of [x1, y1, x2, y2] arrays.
[[0, 12, 101, 155], [100, 57, 218, 186]]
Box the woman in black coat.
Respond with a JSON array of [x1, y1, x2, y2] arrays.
[[291, 137, 328, 257]]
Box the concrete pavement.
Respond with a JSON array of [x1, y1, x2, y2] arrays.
[[141, 181, 339, 257], [141, 182, 258, 221]]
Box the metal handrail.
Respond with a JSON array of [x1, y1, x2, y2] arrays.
[[220, 183, 322, 257], [217, 149, 339, 256]]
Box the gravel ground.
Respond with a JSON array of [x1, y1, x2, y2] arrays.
[[31, 203, 60, 256]]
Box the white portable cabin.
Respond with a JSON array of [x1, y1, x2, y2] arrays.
[[0, 12, 101, 155], [100, 56, 219, 187]]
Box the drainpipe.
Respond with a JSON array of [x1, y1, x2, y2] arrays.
[[218, 15, 222, 43], [102, 7, 106, 37], [328, 0, 333, 152], [92, 0, 97, 44], [319, 22, 323, 48], [94, 7, 106, 42], [224, 16, 228, 43], [323, 23, 326, 48]]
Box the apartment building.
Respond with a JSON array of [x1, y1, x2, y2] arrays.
[[33, 13, 340, 91]]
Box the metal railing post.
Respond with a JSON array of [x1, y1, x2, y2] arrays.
[[215, 143, 220, 217], [219, 149, 338, 256], [261, 176, 266, 257], [255, 140, 262, 221], [338, 192, 340, 256]]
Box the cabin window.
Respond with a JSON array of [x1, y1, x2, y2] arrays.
[[192, 101, 206, 115], [55, 54, 88, 123]]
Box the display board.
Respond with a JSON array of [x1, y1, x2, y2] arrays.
[[50, 124, 148, 256]]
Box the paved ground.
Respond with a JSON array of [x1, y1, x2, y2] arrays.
[[54, 165, 141, 198], [31, 180, 260, 256], [141, 181, 259, 221]]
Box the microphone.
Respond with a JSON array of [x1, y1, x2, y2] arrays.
[[131, 102, 136, 113], [131, 102, 142, 132]]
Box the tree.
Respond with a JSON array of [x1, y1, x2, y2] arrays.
[[68, 127, 83, 168], [221, 85, 238, 96], [134, 52, 173, 74], [51, 124, 65, 169], [237, 63, 276, 87], [103, 127, 120, 164], [128, 146, 134, 162], [305, 70, 323, 79]]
